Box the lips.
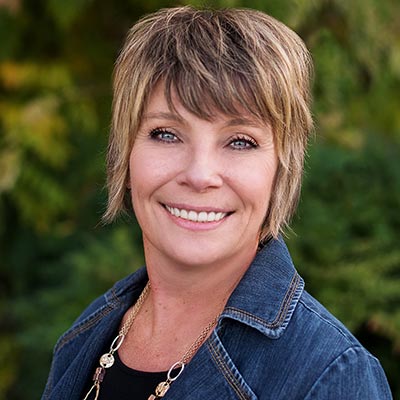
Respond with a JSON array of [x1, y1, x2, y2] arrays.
[[164, 205, 229, 222]]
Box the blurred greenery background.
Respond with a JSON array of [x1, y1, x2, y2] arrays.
[[0, 0, 399, 398]]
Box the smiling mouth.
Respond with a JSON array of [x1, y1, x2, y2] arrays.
[[164, 205, 230, 222]]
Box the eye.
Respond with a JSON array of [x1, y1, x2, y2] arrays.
[[229, 135, 258, 150], [149, 128, 179, 143]]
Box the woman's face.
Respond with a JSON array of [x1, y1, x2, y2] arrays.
[[129, 83, 278, 269]]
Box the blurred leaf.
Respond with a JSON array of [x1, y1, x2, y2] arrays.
[[46, 0, 89, 29]]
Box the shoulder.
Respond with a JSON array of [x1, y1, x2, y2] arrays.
[[54, 267, 147, 353], [296, 290, 360, 349], [42, 268, 147, 400], [271, 290, 392, 399], [303, 345, 392, 399]]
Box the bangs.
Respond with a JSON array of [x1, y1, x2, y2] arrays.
[[162, 66, 268, 123]]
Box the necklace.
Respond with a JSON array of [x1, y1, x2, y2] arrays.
[[82, 282, 219, 400]]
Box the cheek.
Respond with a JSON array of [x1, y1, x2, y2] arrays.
[[246, 165, 277, 230], [129, 149, 154, 207], [229, 159, 277, 203], [129, 147, 156, 184], [129, 146, 180, 196]]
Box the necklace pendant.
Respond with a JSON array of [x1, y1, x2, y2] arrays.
[[155, 380, 170, 397], [99, 353, 115, 368]]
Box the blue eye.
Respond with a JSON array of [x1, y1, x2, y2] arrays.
[[229, 136, 258, 150], [149, 128, 179, 143]]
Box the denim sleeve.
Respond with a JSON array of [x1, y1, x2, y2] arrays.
[[304, 346, 392, 399]]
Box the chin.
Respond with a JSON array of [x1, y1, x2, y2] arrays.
[[165, 242, 240, 269]]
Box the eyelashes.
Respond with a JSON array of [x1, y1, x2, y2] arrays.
[[229, 135, 258, 150], [149, 128, 179, 143], [148, 128, 259, 150]]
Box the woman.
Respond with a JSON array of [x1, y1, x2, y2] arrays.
[[42, 6, 392, 400]]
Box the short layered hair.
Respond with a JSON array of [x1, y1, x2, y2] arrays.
[[103, 6, 313, 240]]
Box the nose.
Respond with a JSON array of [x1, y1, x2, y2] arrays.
[[176, 147, 224, 192]]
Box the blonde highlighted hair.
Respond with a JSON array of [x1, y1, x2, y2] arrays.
[[103, 6, 313, 240]]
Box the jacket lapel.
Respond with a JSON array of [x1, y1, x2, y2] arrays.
[[165, 331, 258, 400]]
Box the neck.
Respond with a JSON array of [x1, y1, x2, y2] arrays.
[[142, 239, 257, 331]]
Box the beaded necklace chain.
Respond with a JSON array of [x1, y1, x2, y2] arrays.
[[82, 282, 219, 400]]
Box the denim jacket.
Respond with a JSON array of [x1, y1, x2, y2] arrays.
[[42, 238, 392, 399]]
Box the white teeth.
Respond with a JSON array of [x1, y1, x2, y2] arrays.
[[207, 212, 216, 222], [188, 211, 197, 221], [165, 205, 227, 222], [198, 212, 207, 222], [180, 209, 188, 219]]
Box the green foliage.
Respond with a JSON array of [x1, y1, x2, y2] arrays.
[[289, 137, 400, 334], [46, 0, 89, 29], [0, 0, 399, 399]]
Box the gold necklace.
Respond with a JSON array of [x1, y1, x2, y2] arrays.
[[82, 282, 219, 400]]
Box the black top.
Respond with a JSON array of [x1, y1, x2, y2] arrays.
[[83, 351, 169, 400]]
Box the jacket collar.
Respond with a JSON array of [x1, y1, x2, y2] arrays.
[[220, 237, 304, 339]]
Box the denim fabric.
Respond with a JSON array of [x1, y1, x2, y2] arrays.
[[42, 238, 392, 399]]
